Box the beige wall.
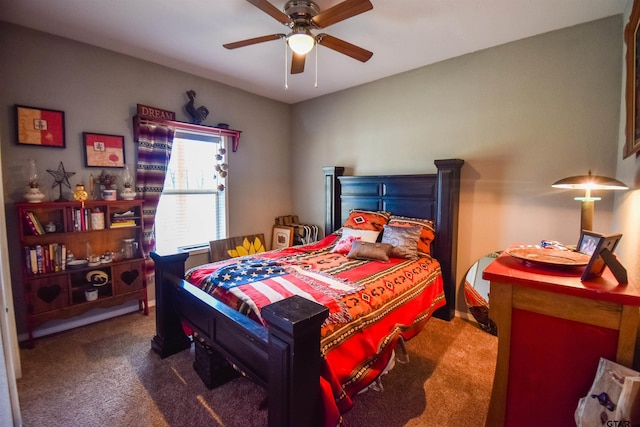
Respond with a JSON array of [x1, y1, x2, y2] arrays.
[[291, 16, 625, 314], [0, 23, 292, 334]]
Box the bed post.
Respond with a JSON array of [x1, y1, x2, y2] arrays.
[[433, 159, 464, 320], [263, 296, 329, 427], [150, 251, 192, 358], [323, 166, 345, 236]]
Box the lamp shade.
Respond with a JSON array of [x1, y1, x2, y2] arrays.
[[551, 170, 628, 232], [551, 171, 628, 191]]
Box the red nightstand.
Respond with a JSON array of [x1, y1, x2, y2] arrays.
[[483, 249, 640, 427]]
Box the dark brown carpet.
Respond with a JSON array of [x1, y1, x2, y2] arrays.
[[16, 309, 497, 426]]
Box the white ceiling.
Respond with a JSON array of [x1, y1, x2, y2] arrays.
[[1, 0, 628, 104]]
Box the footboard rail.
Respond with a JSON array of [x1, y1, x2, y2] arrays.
[[150, 251, 329, 427]]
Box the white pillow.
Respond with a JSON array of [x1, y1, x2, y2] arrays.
[[341, 226, 380, 243]]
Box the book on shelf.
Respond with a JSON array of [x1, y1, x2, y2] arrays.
[[111, 210, 139, 227], [43, 244, 49, 273], [35, 245, 43, 274], [80, 208, 87, 230], [27, 247, 37, 274], [24, 243, 66, 275], [113, 210, 137, 219], [110, 220, 136, 228], [48, 243, 60, 272], [60, 244, 66, 271], [23, 211, 45, 235], [67, 207, 98, 231], [30, 212, 46, 235], [23, 211, 39, 235]]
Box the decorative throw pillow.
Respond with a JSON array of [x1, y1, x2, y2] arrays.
[[340, 226, 381, 243], [342, 209, 391, 232], [331, 234, 361, 254], [381, 224, 422, 259], [388, 215, 435, 255], [346, 241, 393, 262]]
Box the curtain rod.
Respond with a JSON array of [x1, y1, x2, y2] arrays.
[[133, 115, 241, 152]]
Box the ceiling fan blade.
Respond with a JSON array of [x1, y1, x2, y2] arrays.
[[246, 0, 291, 25], [223, 34, 284, 49], [312, 0, 373, 28], [291, 52, 306, 74], [317, 34, 373, 62]]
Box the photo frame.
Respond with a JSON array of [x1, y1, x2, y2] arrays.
[[577, 231, 624, 282], [15, 105, 65, 148], [271, 225, 294, 250], [83, 132, 125, 168], [624, 0, 640, 158], [576, 230, 604, 257]]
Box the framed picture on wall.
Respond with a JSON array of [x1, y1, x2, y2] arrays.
[[15, 105, 66, 148], [83, 132, 125, 168], [578, 231, 623, 282], [271, 225, 294, 250], [624, 0, 640, 158]]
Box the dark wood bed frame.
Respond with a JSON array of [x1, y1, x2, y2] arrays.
[[150, 158, 463, 427]]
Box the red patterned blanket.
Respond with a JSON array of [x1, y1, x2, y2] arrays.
[[185, 234, 445, 424]]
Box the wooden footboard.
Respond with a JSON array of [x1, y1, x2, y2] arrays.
[[150, 251, 329, 427]]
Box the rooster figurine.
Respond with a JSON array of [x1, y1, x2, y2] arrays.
[[184, 90, 209, 124]]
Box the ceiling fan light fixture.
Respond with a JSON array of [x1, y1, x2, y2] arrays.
[[287, 29, 315, 55]]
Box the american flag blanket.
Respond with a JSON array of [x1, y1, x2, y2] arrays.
[[185, 234, 445, 424]]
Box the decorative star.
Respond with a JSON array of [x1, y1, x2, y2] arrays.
[[47, 162, 75, 189]]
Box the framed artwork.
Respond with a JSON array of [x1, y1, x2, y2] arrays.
[[624, 0, 640, 158], [271, 225, 294, 250], [578, 231, 623, 282], [15, 105, 65, 148], [83, 132, 125, 168]]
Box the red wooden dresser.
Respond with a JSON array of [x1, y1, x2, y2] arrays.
[[483, 249, 640, 426]]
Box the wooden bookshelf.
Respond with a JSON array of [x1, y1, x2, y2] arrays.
[[16, 199, 148, 346]]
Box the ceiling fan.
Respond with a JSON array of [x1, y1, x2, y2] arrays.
[[224, 0, 374, 74]]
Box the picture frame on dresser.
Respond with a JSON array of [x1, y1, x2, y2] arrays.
[[271, 225, 294, 250], [15, 105, 66, 148], [576, 230, 604, 256], [578, 231, 625, 282], [83, 132, 125, 168]]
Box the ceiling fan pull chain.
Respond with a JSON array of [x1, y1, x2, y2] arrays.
[[284, 41, 288, 90], [315, 44, 318, 88]]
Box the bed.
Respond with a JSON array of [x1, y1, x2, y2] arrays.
[[150, 158, 463, 427]]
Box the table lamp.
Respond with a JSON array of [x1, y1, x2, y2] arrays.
[[551, 171, 628, 231]]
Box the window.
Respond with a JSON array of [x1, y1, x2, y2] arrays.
[[154, 129, 228, 253]]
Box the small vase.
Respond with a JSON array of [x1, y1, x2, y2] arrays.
[[101, 189, 117, 201]]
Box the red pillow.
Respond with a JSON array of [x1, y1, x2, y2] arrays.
[[342, 209, 390, 232]]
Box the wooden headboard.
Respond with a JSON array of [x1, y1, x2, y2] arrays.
[[323, 159, 464, 320]]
